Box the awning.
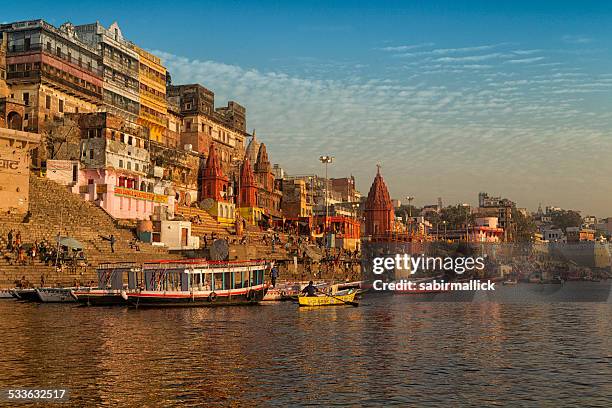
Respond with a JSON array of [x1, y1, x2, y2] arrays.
[[56, 236, 84, 250]]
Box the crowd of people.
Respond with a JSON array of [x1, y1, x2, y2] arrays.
[[3, 230, 86, 268]]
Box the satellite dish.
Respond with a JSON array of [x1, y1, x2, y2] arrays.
[[210, 239, 229, 261], [200, 198, 215, 211]]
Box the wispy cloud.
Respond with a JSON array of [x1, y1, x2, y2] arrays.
[[378, 42, 434, 52], [562, 34, 593, 44], [505, 56, 545, 64]]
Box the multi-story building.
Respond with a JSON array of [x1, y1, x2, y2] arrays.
[[0, 31, 9, 98], [478, 192, 515, 240], [0, 20, 103, 133], [74, 22, 140, 123], [130, 45, 167, 144], [75, 112, 173, 220], [282, 178, 312, 218], [167, 84, 246, 175], [164, 95, 182, 148]]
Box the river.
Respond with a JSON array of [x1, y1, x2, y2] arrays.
[[0, 282, 611, 406]]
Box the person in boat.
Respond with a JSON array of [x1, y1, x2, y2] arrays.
[[302, 281, 318, 297]]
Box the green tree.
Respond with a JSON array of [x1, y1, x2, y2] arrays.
[[512, 209, 537, 242], [551, 210, 582, 232]]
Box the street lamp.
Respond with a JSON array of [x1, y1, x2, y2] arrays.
[[319, 156, 334, 233]]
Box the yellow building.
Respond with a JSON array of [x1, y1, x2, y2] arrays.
[[131, 45, 168, 144]]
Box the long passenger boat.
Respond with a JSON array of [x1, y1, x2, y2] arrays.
[[71, 262, 142, 306], [127, 259, 270, 307]]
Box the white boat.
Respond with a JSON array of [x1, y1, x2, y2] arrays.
[[35, 288, 77, 303], [0, 290, 14, 299]]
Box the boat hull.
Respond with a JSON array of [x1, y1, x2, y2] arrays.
[[298, 292, 357, 307], [35, 288, 76, 303], [0, 291, 14, 299], [72, 290, 129, 306], [127, 285, 267, 308], [15, 289, 39, 302]]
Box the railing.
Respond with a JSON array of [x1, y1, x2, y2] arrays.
[[8, 43, 103, 77]]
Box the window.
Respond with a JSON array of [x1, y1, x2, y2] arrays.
[[56, 46, 61, 56], [89, 149, 94, 159], [111, 131, 116, 141], [127, 162, 131, 170], [135, 163, 139, 172], [119, 160, 123, 168], [128, 136, 133, 145], [121, 133, 125, 143], [59, 100, 64, 113], [46, 42, 51, 52], [23, 92, 29, 106], [45, 95, 51, 109]]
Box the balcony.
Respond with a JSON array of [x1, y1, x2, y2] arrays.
[[8, 43, 103, 77]]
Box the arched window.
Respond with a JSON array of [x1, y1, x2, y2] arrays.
[[140, 181, 146, 191], [7, 112, 22, 131]]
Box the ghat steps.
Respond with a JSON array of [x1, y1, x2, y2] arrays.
[[0, 174, 182, 288]]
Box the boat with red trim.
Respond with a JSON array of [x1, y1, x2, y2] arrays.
[[71, 262, 142, 306], [127, 259, 270, 307]]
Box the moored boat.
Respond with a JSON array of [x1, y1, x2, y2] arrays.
[[127, 259, 270, 307], [72, 262, 141, 306], [35, 288, 77, 303], [298, 292, 357, 307], [14, 288, 39, 302], [0, 290, 14, 299]]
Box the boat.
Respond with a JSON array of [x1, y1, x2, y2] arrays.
[[0, 290, 14, 299], [298, 291, 358, 307], [35, 288, 77, 303], [126, 259, 270, 307], [72, 262, 141, 306], [14, 288, 39, 302]]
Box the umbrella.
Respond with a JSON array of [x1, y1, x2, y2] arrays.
[[56, 236, 84, 250]]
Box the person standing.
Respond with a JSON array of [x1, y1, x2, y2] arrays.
[[109, 234, 116, 253], [271, 265, 279, 288], [7, 230, 13, 251]]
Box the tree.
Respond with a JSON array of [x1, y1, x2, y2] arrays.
[[512, 208, 537, 242], [440, 205, 474, 228], [550, 210, 582, 232]]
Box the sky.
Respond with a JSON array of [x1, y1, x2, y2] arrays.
[[4, 1, 612, 215]]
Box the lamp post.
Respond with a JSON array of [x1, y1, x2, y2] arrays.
[[442, 220, 447, 240], [319, 155, 334, 233]]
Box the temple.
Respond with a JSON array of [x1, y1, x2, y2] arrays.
[[364, 166, 394, 239]]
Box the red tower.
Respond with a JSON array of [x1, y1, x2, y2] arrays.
[[239, 157, 257, 207], [202, 144, 229, 202], [365, 166, 394, 237]]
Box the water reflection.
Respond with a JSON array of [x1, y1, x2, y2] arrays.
[[0, 291, 610, 406]]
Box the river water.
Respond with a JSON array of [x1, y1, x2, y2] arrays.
[[0, 282, 611, 407]]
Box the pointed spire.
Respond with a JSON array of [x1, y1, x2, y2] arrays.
[[255, 143, 271, 173], [240, 157, 255, 186], [204, 144, 224, 178]]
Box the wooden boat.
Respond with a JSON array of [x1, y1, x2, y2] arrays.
[[35, 288, 77, 303], [298, 291, 357, 307], [126, 259, 270, 307], [72, 262, 141, 306], [14, 288, 39, 302]]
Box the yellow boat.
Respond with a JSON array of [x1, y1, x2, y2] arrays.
[[298, 292, 358, 307]]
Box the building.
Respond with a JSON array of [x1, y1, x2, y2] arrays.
[[253, 143, 282, 218], [74, 22, 140, 123], [0, 20, 103, 133], [541, 227, 564, 242], [364, 167, 394, 238], [0, 31, 9, 98], [282, 178, 312, 218], [200, 144, 234, 226], [130, 45, 167, 145], [167, 84, 246, 175], [75, 112, 173, 220], [330, 176, 359, 202], [566, 227, 595, 243], [478, 192, 515, 241], [0, 127, 40, 214]]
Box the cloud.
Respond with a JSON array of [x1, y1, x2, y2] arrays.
[[378, 42, 434, 52], [505, 56, 545, 64], [562, 35, 593, 44], [154, 49, 612, 215]]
